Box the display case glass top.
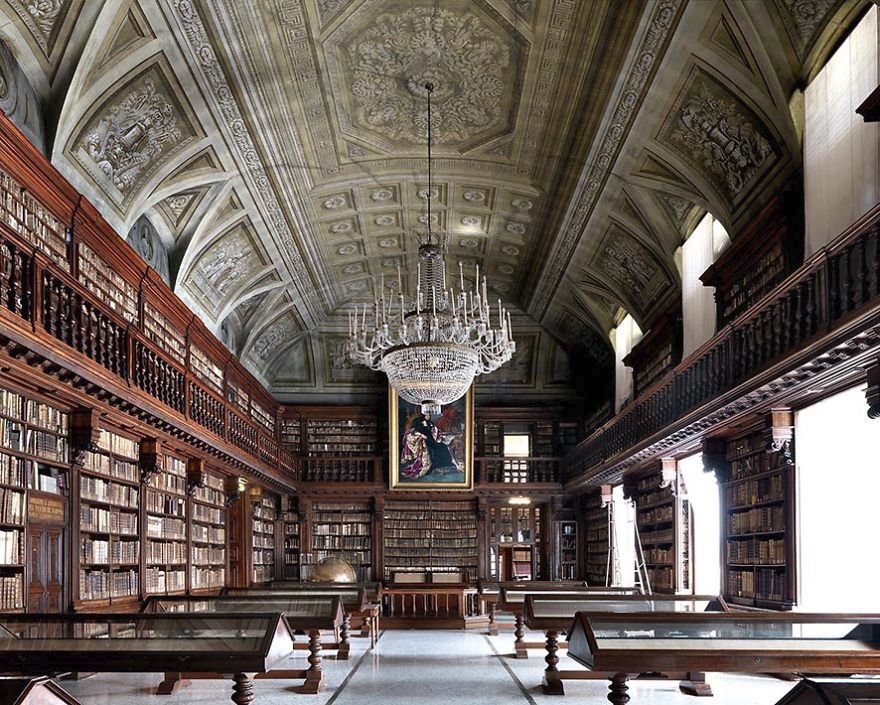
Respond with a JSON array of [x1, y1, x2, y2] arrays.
[[567, 612, 880, 672], [141, 595, 344, 630], [221, 586, 368, 611], [525, 595, 727, 622], [499, 584, 637, 608], [0, 613, 294, 673]]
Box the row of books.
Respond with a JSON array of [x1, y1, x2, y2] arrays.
[[0, 528, 21, 564], [192, 504, 223, 524], [636, 488, 673, 507], [146, 540, 187, 565], [0, 421, 68, 462], [191, 566, 225, 589], [80, 476, 138, 508], [145, 567, 185, 594], [647, 567, 674, 590], [640, 528, 674, 545], [96, 430, 139, 461], [253, 535, 273, 549], [146, 515, 185, 539], [193, 484, 224, 506], [191, 525, 225, 544], [253, 548, 275, 565], [145, 491, 186, 516], [385, 500, 474, 512], [81, 538, 110, 564], [307, 550, 371, 565], [383, 527, 476, 539], [80, 569, 139, 600], [384, 537, 477, 548], [728, 506, 784, 535], [727, 567, 785, 601], [77, 243, 139, 323], [313, 523, 370, 536], [638, 505, 674, 525], [383, 519, 476, 530], [385, 548, 478, 560], [729, 452, 783, 481], [726, 475, 784, 506], [0, 574, 23, 609], [313, 535, 370, 550], [0, 488, 24, 524], [727, 537, 785, 565], [192, 546, 224, 565], [80, 505, 138, 534], [0, 452, 25, 487], [149, 472, 186, 495], [253, 565, 274, 582], [643, 547, 674, 564], [253, 519, 274, 535], [81, 452, 138, 483]]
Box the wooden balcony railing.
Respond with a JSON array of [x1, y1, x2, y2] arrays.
[[563, 205, 880, 482], [0, 110, 298, 487], [476, 457, 560, 484]]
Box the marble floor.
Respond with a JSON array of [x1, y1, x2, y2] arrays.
[[60, 629, 798, 705]]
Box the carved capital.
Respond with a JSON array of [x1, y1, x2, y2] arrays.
[[866, 359, 880, 420], [186, 458, 206, 497], [70, 407, 101, 466], [765, 407, 794, 465], [139, 437, 161, 485]]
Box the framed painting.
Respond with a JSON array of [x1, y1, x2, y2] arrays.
[[389, 386, 473, 490]]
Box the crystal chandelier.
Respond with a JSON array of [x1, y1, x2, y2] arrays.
[[347, 83, 516, 415]]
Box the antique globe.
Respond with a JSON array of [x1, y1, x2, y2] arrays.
[[309, 555, 357, 583]]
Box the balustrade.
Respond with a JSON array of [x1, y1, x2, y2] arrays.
[[564, 214, 880, 481], [477, 457, 560, 484], [300, 456, 379, 483], [0, 238, 31, 319], [133, 340, 185, 414], [189, 383, 225, 438], [228, 410, 259, 457]]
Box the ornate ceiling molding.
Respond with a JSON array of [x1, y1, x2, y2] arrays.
[[528, 0, 684, 320]]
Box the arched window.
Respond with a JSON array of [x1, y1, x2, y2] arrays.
[[804, 5, 879, 255], [679, 212, 730, 358], [612, 314, 643, 413]]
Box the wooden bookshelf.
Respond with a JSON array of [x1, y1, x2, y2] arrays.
[[307, 501, 372, 581], [486, 504, 543, 581], [582, 490, 609, 587], [280, 419, 302, 454], [556, 519, 578, 580], [143, 453, 187, 596], [189, 465, 226, 592], [384, 500, 478, 583], [479, 421, 503, 457], [719, 411, 795, 609], [623, 313, 682, 397], [306, 419, 376, 456], [282, 503, 300, 581], [627, 460, 691, 594], [251, 494, 277, 584], [76, 429, 140, 605]]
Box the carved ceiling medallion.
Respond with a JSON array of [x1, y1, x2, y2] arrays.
[[331, 4, 524, 148]]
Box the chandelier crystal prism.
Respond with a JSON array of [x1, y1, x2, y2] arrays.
[[346, 83, 516, 416]]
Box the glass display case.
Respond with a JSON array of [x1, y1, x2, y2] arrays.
[[567, 613, 880, 705], [0, 613, 296, 704], [222, 585, 369, 612], [523, 593, 728, 695], [142, 594, 348, 659]]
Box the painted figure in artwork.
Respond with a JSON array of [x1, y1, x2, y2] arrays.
[[400, 412, 459, 479]]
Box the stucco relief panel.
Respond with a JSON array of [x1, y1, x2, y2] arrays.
[[657, 68, 779, 207], [591, 223, 670, 315], [70, 64, 200, 210]]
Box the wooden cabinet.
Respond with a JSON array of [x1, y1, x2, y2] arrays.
[[716, 410, 796, 609], [582, 490, 609, 587], [627, 460, 691, 594]]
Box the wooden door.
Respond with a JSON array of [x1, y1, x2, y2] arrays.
[[27, 526, 64, 612]]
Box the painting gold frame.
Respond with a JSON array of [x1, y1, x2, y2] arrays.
[[389, 386, 473, 490]]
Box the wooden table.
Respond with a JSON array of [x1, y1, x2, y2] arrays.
[[0, 613, 296, 705], [567, 612, 880, 705], [223, 585, 380, 647], [523, 594, 728, 695], [381, 585, 487, 629], [497, 585, 641, 658]]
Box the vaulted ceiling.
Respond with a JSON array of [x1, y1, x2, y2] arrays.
[[0, 0, 868, 404]]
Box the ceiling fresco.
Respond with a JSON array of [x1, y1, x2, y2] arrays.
[[0, 0, 867, 403]]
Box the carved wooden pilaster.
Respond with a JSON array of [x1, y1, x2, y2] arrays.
[[701, 437, 728, 482], [139, 437, 161, 485], [765, 407, 794, 465], [69, 407, 100, 465], [186, 457, 206, 497], [867, 359, 880, 420]]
